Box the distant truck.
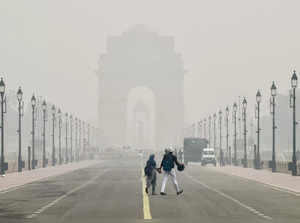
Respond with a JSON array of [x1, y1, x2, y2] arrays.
[[183, 138, 208, 165], [201, 148, 217, 166]]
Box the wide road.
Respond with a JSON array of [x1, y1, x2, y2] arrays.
[[0, 153, 300, 223]]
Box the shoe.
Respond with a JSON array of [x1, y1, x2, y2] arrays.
[[177, 189, 183, 195], [152, 192, 157, 195], [145, 188, 148, 194], [160, 192, 167, 196]]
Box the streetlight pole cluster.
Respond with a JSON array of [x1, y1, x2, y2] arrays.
[[189, 70, 299, 176], [0, 77, 99, 175], [190, 99, 247, 167], [191, 97, 250, 167]]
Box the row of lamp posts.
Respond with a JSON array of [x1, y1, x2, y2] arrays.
[[31, 95, 93, 170], [0, 77, 98, 175], [192, 71, 298, 176], [195, 96, 252, 168]]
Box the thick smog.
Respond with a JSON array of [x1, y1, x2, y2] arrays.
[[0, 1, 300, 223]]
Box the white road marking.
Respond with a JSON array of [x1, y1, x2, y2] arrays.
[[185, 173, 272, 221], [25, 170, 108, 219], [0, 184, 28, 194]]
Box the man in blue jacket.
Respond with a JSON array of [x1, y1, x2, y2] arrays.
[[158, 148, 183, 196]]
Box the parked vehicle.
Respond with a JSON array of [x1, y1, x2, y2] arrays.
[[201, 148, 216, 166], [183, 138, 208, 165]]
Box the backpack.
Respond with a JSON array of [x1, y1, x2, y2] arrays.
[[162, 153, 174, 172], [144, 161, 153, 177]]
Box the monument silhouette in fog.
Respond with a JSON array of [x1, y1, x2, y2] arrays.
[[97, 25, 184, 149]]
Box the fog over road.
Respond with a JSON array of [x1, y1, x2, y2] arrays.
[[0, 153, 299, 223]]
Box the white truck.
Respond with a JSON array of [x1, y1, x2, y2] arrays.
[[201, 148, 216, 166]]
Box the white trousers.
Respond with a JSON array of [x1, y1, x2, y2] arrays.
[[160, 169, 180, 193]]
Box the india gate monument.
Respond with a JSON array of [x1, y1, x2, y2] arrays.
[[97, 25, 184, 149]]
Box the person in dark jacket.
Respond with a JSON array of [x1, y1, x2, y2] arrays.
[[145, 154, 159, 195], [158, 148, 183, 196]]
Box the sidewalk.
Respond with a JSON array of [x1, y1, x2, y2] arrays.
[[0, 160, 100, 193], [206, 166, 300, 194]]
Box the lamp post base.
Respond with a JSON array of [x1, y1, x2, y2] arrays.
[[292, 164, 297, 176]]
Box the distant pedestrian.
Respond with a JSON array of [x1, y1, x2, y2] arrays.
[[144, 154, 159, 195], [159, 148, 184, 196]]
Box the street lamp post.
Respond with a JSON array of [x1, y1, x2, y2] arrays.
[[65, 113, 69, 163], [70, 115, 73, 162], [42, 100, 47, 168], [225, 107, 229, 164], [242, 98, 248, 168], [291, 71, 298, 176], [203, 118, 207, 139], [35, 97, 40, 160], [0, 78, 6, 175], [219, 110, 223, 166], [256, 90, 262, 169], [79, 119, 81, 161], [83, 121, 85, 158], [199, 120, 202, 138], [92, 126, 95, 150], [75, 117, 78, 161], [213, 113, 217, 150], [87, 123, 90, 153], [271, 81, 277, 172], [208, 115, 212, 147], [31, 95, 36, 169], [51, 105, 56, 166], [17, 87, 24, 172], [233, 102, 237, 166], [58, 109, 62, 165]]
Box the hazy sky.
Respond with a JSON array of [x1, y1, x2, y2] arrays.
[[1, 0, 299, 124]]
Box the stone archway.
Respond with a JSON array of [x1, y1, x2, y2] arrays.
[[97, 25, 184, 149], [126, 87, 156, 149]]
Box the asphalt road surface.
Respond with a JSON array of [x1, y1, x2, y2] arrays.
[[0, 154, 300, 223]]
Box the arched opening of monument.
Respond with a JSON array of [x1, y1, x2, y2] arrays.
[[126, 86, 156, 150]]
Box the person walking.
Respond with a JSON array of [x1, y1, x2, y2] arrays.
[[159, 148, 184, 196], [144, 154, 159, 195]]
